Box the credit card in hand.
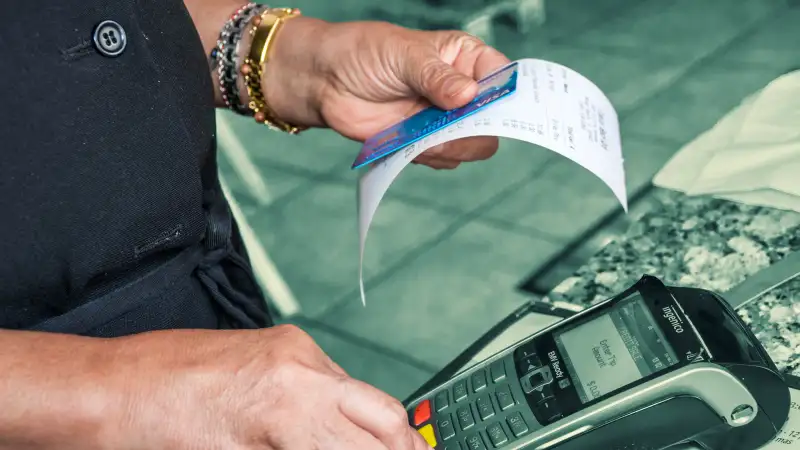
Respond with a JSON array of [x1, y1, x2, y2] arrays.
[[351, 61, 519, 169]]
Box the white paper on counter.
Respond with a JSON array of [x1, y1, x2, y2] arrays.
[[654, 70, 800, 213], [356, 58, 628, 306]]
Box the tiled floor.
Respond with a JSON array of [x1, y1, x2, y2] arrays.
[[219, 0, 800, 401]]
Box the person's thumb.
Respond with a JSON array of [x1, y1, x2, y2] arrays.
[[402, 52, 478, 110]]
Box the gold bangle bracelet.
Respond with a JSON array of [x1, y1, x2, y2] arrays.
[[240, 7, 306, 135]]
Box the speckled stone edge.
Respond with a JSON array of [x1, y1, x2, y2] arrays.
[[544, 189, 800, 375]]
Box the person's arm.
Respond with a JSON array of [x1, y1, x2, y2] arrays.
[[182, 0, 505, 173], [183, 0, 248, 109], [184, 0, 247, 57], [184, 0, 329, 123], [0, 330, 122, 449], [0, 326, 432, 450]]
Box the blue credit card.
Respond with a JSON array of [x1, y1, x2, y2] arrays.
[[352, 61, 519, 169]]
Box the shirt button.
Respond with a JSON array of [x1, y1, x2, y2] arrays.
[[93, 20, 127, 57]]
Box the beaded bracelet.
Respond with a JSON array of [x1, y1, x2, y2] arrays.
[[210, 2, 270, 114], [240, 8, 306, 134]]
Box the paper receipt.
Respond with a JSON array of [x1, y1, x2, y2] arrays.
[[356, 58, 628, 305], [759, 376, 800, 448]]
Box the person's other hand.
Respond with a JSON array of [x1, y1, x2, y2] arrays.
[[265, 19, 511, 170], [108, 325, 432, 450]]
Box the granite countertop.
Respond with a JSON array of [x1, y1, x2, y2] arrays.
[[544, 189, 800, 376]]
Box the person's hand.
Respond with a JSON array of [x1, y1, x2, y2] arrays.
[[106, 325, 432, 450], [264, 18, 511, 170]]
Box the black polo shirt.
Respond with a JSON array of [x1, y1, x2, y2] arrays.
[[0, 0, 272, 335]]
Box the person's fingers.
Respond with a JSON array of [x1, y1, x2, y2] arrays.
[[446, 33, 511, 80], [319, 351, 348, 376], [409, 425, 435, 450], [414, 136, 499, 167], [425, 160, 460, 170], [388, 31, 509, 119], [431, 136, 499, 162], [471, 44, 512, 79], [398, 46, 479, 111], [412, 155, 461, 170], [309, 342, 349, 376], [339, 378, 432, 449], [322, 417, 390, 450], [328, 359, 348, 376]]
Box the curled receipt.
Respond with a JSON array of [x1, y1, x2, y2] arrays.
[[356, 58, 628, 306]]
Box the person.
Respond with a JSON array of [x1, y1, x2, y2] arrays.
[[0, 1, 509, 448]]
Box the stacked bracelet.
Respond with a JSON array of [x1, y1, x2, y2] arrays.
[[240, 8, 306, 134], [210, 2, 270, 114]]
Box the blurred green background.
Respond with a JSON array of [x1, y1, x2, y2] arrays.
[[217, 0, 800, 400]]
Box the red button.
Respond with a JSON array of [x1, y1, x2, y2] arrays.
[[413, 399, 432, 426]]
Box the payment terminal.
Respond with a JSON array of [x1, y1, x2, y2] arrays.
[[406, 276, 791, 450]]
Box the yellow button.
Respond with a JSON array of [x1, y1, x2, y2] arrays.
[[417, 424, 437, 448]]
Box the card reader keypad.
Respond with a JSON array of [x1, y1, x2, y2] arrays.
[[410, 359, 534, 449], [486, 422, 508, 447], [471, 371, 488, 392], [475, 395, 495, 420], [457, 406, 476, 430], [453, 380, 469, 402], [506, 412, 529, 437], [438, 414, 456, 440], [435, 391, 450, 411], [494, 385, 515, 411], [490, 361, 506, 382], [465, 433, 487, 450]]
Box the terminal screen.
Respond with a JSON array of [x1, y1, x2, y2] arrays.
[[554, 293, 680, 404]]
